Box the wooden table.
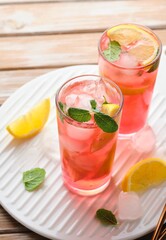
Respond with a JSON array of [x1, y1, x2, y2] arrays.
[[0, 0, 166, 239]]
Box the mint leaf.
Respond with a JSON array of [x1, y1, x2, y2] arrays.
[[90, 99, 97, 109], [103, 41, 121, 62], [58, 101, 66, 122], [59, 101, 64, 111], [96, 208, 118, 225], [68, 108, 91, 122], [23, 168, 46, 192], [94, 111, 118, 133], [147, 59, 159, 73]]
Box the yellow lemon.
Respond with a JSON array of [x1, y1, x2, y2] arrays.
[[101, 103, 120, 116], [121, 158, 166, 192], [107, 24, 158, 66], [6, 98, 50, 139]]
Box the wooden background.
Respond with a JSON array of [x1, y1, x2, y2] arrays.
[[0, 0, 166, 239]]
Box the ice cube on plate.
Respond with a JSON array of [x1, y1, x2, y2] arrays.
[[132, 125, 156, 154], [118, 191, 142, 220]]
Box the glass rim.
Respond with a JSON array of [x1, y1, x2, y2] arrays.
[[98, 23, 162, 70], [55, 74, 124, 128]]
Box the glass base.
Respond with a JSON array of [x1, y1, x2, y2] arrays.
[[118, 125, 156, 155], [64, 179, 110, 196]]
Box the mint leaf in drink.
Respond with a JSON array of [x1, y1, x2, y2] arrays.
[[58, 101, 66, 122], [59, 101, 64, 111], [68, 108, 91, 122], [94, 111, 118, 133], [147, 59, 159, 73], [96, 208, 118, 225], [90, 99, 97, 109], [23, 168, 46, 192], [103, 41, 121, 62]]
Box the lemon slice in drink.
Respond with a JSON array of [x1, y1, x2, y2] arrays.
[[101, 103, 120, 116], [107, 24, 158, 66], [121, 158, 166, 192], [6, 98, 50, 139]]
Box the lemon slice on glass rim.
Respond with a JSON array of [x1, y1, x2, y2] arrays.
[[107, 24, 159, 66], [6, 98, 50, 139]]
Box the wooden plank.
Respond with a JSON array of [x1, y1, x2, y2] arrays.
[[0, 232, 49, 240], [1, 30, 166, 71], [0, 207, 28, 233], [0, 0, 165, 35], [0, 32, 98, 70], [0, 68, 53, 104]]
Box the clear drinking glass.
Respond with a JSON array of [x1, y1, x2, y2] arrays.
[[55, 75, 123, 196], [98, 23, 162, 137]]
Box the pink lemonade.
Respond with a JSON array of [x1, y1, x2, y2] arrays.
[[56, 75, 123, 196], [98, 24, 162, 135]]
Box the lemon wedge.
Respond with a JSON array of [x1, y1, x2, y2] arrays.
[[6, 98, 50, 139], [102, 103, 120, 117], [121, 158, 166, 192], [107, 24, 158, 66]]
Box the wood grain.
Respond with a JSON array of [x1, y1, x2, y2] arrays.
[[0, 0, 165, 35], [0, 68, 54, 104], [0, 207, 28, 233], [1, 30, 166, 70], [0, 232, 49, 240]]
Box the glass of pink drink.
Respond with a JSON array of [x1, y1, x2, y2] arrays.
[[56, 75, 123, 196], [98, 24, 162, 136]]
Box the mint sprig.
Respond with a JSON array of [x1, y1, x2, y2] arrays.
[[23, 168, 46, 192], [68, 108, 91, 122], [94, 111, 118, 133], [67, 99, 118, 133], [90, 99, 97, 109], [103, 40, 121, 62], [96, 208, 118, 225]]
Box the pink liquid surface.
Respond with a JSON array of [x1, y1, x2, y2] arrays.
[[56, 78, 122, 195], [98, 27, 161, 135]]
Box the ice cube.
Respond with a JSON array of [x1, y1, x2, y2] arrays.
[[118, 191, 142, 220], [65, 94, 79, 107], [76, 94, 93, 110], [116, 53, 138, 68], [66, 122, 95, 141], [132, 125, 156, 154]]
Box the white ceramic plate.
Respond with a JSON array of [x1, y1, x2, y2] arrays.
[[0, 47, 166, 240]]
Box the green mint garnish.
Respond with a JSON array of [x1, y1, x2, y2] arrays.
[[58, 101, 66, 122], [94, 111, 118, 133], [103, 40, 121, 62], [68, 108, 91, 122], [147, 59, 159, 73], [23, 168, 46, 192], [90, 99, 97, 109], [96, 208, 118, 225], [59, 101, 64, 111]]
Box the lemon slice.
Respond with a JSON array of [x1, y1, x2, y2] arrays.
[[107, 24, 158, 66], [119, 85, 149, 95], [101, 103, 120, 116], [121, 158, 166, 192], [6, 98, 50, 139]]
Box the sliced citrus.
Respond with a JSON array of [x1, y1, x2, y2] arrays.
[[119, 85, 149, 95], [101, 103, 120, 116], [121, 158, 166, 192], [107, 24, 158, 66], [6, 98, 50, 139]]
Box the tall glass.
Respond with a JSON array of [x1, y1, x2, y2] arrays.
[[56, 75, 123, 196], [98, 23, 162, 136]]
